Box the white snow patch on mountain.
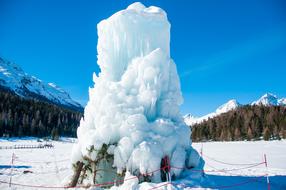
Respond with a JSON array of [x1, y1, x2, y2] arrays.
[[278, 98, 286, 106], [215, 99, 240, 114], [251, 93, 279, 106], [185, 93, 286, 126], [184, 99, 240, 126], [0, 57, 82, 110]]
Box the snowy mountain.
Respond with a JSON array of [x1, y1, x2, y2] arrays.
[[251, 93, 285, 106], [278, 98, 286, 106], [185, 93, 286, 126], [183, 113, 198, 126], [251, 93, 286, 107], [216, 99, 241, 114], [0, 57, 83, 111], [184, 99, 241, 126]]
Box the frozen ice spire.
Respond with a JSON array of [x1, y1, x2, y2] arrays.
[[97, 2, 170, 81], [70, 2, 203, 186]]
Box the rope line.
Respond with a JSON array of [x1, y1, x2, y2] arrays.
[[0, 152, 271, 189], [0, 176, 266, 189], [0, 164, 268, 189], [0, 169, 68, 176], [171, 162, 265, 173], [15, 158, 69, 163], [147, 182, 171, 190], [203, 154, 264, 166]]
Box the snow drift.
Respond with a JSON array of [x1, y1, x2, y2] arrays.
[[70, 2, 202, 185]]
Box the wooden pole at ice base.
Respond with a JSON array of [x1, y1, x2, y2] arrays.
[[164, 156, 168, 184], [166, 156, 172, 190], [264, 154, 271, 190]]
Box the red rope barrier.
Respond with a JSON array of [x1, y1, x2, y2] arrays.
[[15, 158, 69, 164], [0, 180, 88, 189], [0, 163, 267, 189], [147, 182, 171, 190], [171, 162, 265, 173], [0, 153, 271, 189], [0, 166, 167, 189], [0, 176, 266, 190], [203, 154, 264, 166]]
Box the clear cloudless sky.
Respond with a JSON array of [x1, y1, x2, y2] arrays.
[[0, 0, 286, 116]]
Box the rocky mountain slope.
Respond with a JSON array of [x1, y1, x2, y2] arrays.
[[0, 57, 82, 111]]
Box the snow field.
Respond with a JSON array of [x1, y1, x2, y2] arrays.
[[1, 138, 286, 189]]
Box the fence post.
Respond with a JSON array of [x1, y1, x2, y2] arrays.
[[264, 154, 270, 190], [9, 153, 15, 187], [201, 143, 205, 177]]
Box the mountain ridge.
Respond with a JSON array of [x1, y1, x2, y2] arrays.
[[185, 93, 286, 126], [0, 57, 83, 112]]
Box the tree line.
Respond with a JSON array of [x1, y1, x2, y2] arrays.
[[0, 89, 83, 139], [191, 105, 286, 142]]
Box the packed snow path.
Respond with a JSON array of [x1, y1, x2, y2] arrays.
[[0, 138, 286, 189]]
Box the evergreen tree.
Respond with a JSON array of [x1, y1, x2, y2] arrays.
[[263, 127, 271, 141], [190, 105, 286, 142], [234, 127, 241, 140], [51, 127, 60, 140], [0, 89, 82, 138], [247, 127, 253, 140]]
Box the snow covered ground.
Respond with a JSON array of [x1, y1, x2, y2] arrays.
[[0, 138, 285, 189]]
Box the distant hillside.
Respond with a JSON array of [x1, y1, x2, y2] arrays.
[[0, 57, 83, 112], [0, 88, 82, 138], [191, 105, 286, 142], [185, 93, 286, 126], [185, 99, 241, 126]]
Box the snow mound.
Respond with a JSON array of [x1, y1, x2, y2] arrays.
[[71, 1, 201, 184]]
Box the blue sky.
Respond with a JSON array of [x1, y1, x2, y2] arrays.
[[0, 0, 286, 116]]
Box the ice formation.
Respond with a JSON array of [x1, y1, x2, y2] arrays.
[[71, 2, 202, 185]]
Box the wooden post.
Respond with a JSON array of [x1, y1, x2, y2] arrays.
[[70, 161, 84, 187], [9, 153, 15, 187], [79, 167, 86, 184], [201, 143, 205, 177], [264, 154, 270, 190], [166, 156, 172, 190], [93, 163, 97, 184]]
